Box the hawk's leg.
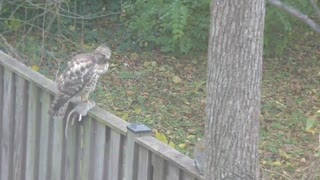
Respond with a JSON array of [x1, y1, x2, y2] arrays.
[[81, 93, 90, 103]]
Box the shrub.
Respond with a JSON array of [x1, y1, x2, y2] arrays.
[[120, 0, 211, 54]]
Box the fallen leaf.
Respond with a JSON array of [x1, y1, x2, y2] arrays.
[[172, 76, 182, 84], [272, 161, 282, 166], [126, 91, 135, 96], [155, 132, 168, 144], [130, 53, 139, 61], [134, 107, 141, 114], [31, 65, 40, 72], [69, 25, 76, 31], [178, 143, 186, 149], [121, 113, 129, 121], [187, 135, 196, 139], [188, 128, 196, 134], [262, 160, 267, 165], [306, 118, 315, 131], [168, 141, 176, 149]]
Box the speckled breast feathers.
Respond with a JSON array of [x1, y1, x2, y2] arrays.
[[48, 45, 111, 117]]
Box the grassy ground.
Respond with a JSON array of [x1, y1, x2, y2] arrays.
[[2, 22, 320, 180], [260, 32, 320, 179]]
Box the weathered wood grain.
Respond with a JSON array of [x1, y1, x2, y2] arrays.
[[79, 117, 93, 180], [38, 90, 51, 179], [0, 51, 57, 95], [89, 107, 129, 135], [50, 94, 64, 180], [119, 135, 125, 180], [166, 163, 180, 180], [1, 68, 14, 180], [25, 83, 40, 180], [136, 136, 203, 180], [108, 130, 121, 180], [151, 153, 165, 180], [92, 121, 106, 180], [0, 66, 4, 178], [12, 76, 27, 180], [137, 146, 151, 180], [182, 173, 196, 180], [74, 117, 87, 180], [103, 128, 111, 180], [124, 130, 139, 180], [65, 111, 78, 180]]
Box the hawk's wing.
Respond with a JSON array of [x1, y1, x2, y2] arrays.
[[48, 54, 96, 117]]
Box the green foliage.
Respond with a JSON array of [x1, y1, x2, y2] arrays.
[[264, 0, 315, 57], [121, 0, 211, 54], [5, 16, 22, 31], [155, 131, 176, 148], [0, 0, 319, 57], [121, 0, 318, 55]]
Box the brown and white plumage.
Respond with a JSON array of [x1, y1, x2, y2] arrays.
[[48, 44, 111, 118]]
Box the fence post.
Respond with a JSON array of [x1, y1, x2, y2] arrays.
[[125, 123, 152, 180]]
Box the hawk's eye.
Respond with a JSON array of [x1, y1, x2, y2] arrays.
[[95, 54, 108, 64], [98, 58, 107, 64]]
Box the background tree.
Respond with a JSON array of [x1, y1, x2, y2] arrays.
[[205, 0, 266, 179]]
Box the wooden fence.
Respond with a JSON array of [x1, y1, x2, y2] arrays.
[[0, 51, 203, 180]]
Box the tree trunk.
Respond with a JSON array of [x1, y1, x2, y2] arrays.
[[205, 0, 265, 179]]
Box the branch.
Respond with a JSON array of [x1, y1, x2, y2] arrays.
[[268, 0, 320, 33], [0, 0, 3, 12], [0, 34, 24, 61]]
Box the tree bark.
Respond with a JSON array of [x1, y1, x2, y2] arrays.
[[205, 0, 265, 179]]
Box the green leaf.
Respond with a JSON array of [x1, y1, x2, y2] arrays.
[[155, 132, 168, 144], [168, 141, 176, 149], [31, 65, 40, 72], [121, 113, 129, 121], [272, 161, 282, 166], [172, 76, 182, 84], [306, 118, 315, 131], [5, 17, 22, 31], [178, 143, 186, 149]]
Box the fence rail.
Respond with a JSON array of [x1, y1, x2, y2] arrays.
[[0, 51, 203, 180]]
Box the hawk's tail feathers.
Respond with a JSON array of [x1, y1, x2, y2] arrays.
[[48, 93, 71, 118]]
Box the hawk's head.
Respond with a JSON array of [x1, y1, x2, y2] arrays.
[[94, 44, 111, 64], [93, 44, 111, 73]]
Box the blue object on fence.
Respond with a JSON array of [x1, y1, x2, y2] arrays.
[[127, 123, 152, 134]]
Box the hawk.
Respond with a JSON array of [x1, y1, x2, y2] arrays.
[[48, 44, 111, 118]]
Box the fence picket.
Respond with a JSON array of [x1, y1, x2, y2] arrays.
[[79, 117, 93, 180], [64, 110, 78, 180], [38, 90, 51, 179], [13, 76, 27, 180], [25, 83, 40, 180], [166, 163, 180, 180], [151, 154, 165, 180], [108, 130, 121, 180], [92, 121, 106, 180], [137, 146, 151, 180], [0, 66, 3, 176], [182, 173, 196, 180], [50, 94, 64, 180], [1, 69, 14, 180]]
